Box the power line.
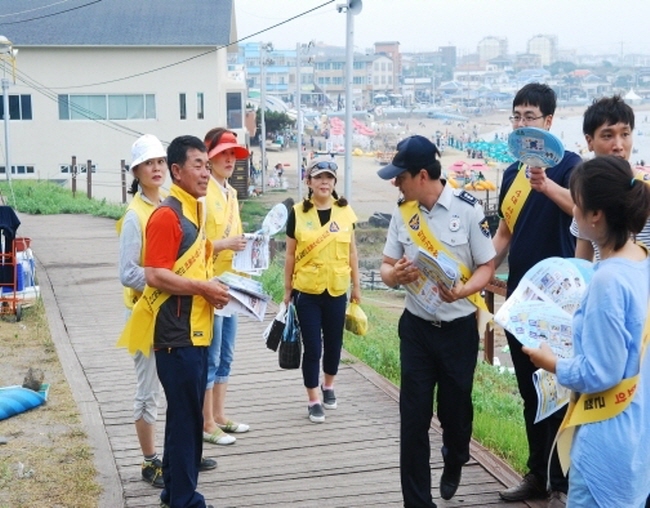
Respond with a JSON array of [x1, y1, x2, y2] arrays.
[[0, 0, 102, 26], [44, 0, 335, 90], [0, 0, 72, 19], [5, 0, 336, 147], [14, 67, 147, 140]]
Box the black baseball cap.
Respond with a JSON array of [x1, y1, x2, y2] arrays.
[[377, 135, 439, 180]]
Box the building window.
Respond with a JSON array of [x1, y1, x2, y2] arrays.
[[57, 94, 155, 120], [0, 165, 34, 174], [179, 93, 187, 120], [0, 95, 32, 120], [197, 92, 204, 120], [226, 92, 243, 129]]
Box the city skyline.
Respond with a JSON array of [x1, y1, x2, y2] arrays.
[[235, 0, 650, 57]]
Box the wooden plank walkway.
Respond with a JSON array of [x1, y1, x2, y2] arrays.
[[21, 214, 544, 508]]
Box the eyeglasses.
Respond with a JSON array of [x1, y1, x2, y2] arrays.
[[311, 161, 338, 171], [509, 114, 545, 124]]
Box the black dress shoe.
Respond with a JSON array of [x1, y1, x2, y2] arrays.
[[499, 472, 547, 502], [199, 456, 217, 472], [439, 464, 462, 500]]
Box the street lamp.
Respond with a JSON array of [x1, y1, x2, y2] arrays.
[[295, 41, 314, 201], [337, 0, 362, 202], [0, 35, 17, 182], [259, 42, 273, 194]]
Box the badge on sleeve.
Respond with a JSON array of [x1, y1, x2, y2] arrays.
[[449, 215, 461, 232], [408, 213, 420, 231], [479, 217, 491, 238]]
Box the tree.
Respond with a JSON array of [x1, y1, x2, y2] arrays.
[[255, 108, 295, 137]]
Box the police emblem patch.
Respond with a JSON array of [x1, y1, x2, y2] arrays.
[[408, 213, 420, 231], [449, 215, 460, 232], [479, 217, 491, 238], [329, 221, 340, 232]]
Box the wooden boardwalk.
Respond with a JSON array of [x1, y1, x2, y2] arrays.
[[22, 214, 543, 508]]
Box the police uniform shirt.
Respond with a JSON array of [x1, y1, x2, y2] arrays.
[[383, 183, 495, 322]]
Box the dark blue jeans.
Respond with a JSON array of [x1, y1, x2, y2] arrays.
[[399, 309, 478, 508], [156, 346, 208, 508], [293, 290, 347, 389]]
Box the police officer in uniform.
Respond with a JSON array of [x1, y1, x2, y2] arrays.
[[378, 135, 495, 508]]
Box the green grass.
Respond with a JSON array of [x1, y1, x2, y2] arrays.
[[260, 268, 528, 474], [0, 180, 125, 219], [239, 199, 272, 232]]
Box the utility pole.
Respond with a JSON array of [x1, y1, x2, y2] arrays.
[[87, 159, 92, 199], [339, 0, 362, 202], [295, 42, 303, 200], [120, 159, 127, 203], [1, 77, 9, 181], [0, 36, 17, 182], [260, 43, 272, 194], [295, 42, 313, 201], [71, 155, 77, 197]]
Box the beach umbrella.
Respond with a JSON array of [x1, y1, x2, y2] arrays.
[[448, 160, 469, 174]]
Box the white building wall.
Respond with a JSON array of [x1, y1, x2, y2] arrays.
[[4, 46, 237, 201]]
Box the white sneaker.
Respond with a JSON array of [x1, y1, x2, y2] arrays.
[[203, 429, 236, 445]]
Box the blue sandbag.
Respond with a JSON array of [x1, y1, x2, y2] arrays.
[[0, 385, 48, 421]]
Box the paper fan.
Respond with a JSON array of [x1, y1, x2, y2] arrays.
[[508, 127, 565, 168]]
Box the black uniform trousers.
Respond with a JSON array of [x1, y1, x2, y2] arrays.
[[399, 309, 479, 508]]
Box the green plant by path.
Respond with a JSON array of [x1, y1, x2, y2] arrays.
[[260, 270, 528, 475], [0, 181, 125, 219]]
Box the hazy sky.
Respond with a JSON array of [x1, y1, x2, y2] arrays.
[[235, 0, 650, 56]]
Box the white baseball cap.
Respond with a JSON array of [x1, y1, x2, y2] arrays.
[[131, 134, 166, 168]]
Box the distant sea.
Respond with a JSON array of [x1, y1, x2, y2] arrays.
[[484, 108, 650, 166]]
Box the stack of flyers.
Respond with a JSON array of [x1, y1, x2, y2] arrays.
[[405, 248, 459, 315], [495, 256, 594, 422], [215, 272, 270, 322]]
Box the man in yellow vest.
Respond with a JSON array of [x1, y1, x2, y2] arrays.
[[492, 84, 580, 507], [121, 135, 229, 508], [378, 135, 495, 507]]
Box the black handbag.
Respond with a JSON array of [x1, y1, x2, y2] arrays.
[[264, 303, 287, 352], [278, 302, 302, 369]]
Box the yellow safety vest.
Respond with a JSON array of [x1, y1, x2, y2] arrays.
[[116, 191, 166, 309], [292, 200, 357, 297], [117, 185, 213, 356], [205, 178, 243, 277]]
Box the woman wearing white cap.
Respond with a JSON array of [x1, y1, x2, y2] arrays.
[[117, 134, 167, 487], [201, 128, 251, 446], [283, 156, 361, 423]]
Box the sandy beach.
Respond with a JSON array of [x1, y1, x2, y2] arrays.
[[261, 104, 650, 222], [261, 109, 534, 221]]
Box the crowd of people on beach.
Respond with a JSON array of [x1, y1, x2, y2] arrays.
[[115, 84, 650, 508]]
